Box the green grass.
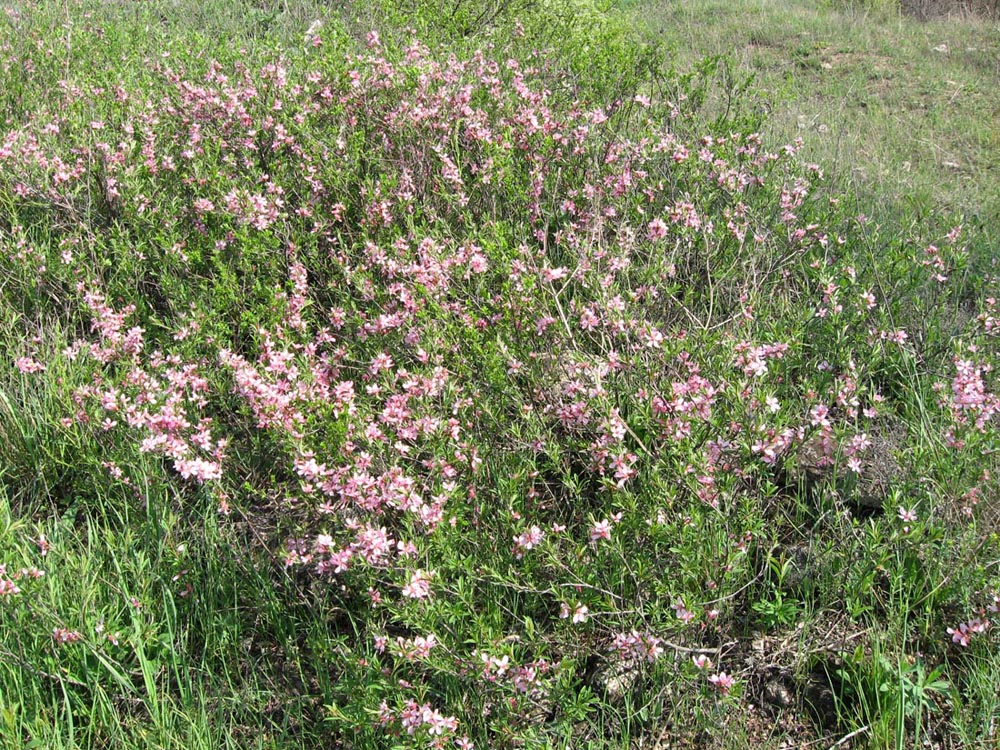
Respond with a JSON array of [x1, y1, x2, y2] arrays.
[[635, 0, 1000, 224]]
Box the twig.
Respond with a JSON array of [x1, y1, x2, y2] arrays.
[[0, 645, 88, 689], [662, 639, 737, 655], [827, 725, 870, 750]]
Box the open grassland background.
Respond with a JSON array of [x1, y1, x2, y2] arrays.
[[634, 0, 1000, 222], [0, 1, 999, 749]]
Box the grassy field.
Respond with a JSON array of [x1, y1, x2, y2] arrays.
[[0, 1, 999, 748], [636, 0, 1000, 222]]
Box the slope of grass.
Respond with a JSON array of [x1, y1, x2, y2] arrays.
[[635, 0, 1000, 224]]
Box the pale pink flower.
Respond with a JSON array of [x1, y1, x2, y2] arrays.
[[512, 526, 544, 559], [672, 598, 695, 624], [402, 569, 433, 599], [708, 671, 734, 693], [692, 654, 712, 670], [0, 579, 20, 597], [52, 628, 82, 644], [647, 217, 668, 241], [947, 623, 971, 647], [809, 404, 830, 427], [14, 357, 45, 374], [539, 266, 569, 283], [173, 457, 222, 482], [589, 519, 612, 543]]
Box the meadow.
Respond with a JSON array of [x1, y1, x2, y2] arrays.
[[0, 0, 998, 748]]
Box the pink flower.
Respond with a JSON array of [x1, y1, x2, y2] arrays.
[[478, 652, 510, 678], [809, 404, 830, 427], [849, 433, 871, 453], [512, 526, 545, 559], [946, 619, 987, 647], [692, 654, 712, 670], [539, 266, 569, 283], [672, 598, 696, 624], [572, 604, 589, 624], [613, 631, 664, 663], [14, 357, 45, 374], [52, 628, 82, 644], [897, 507, 917, 523], [647, 218, 668, 241], [589, 519, 612, 543], [173, 457, 222, 482], [708, 671, 734, 693], [947, 623, 971, 647], [0, 578, 20, 597], [402, 569, 433, 599]]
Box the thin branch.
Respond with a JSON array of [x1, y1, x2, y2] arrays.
[[827, 725, 870, 750]]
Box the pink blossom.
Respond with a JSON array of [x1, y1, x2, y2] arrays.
[[947, 624, 971, 647], [613, 631, 664, 663], [14, 357, 45, 374], [647, 217, 668, 241], [887, 330, 908, 344], [947, 619, 988, 647], [809, 404, 830, 427], [0, 578, 20, 597], [672, 598, 695, 624], [52, 628, 82, 644], [173, 457, 222, 482], [539, 266, 569, 283], [692, 654, 712, 670], [589, 519, 612, 543], [478, 652, 510, 679], [708, 671, 734, 693], [512, 526, 544, 559], [402, 569, 433, 599]]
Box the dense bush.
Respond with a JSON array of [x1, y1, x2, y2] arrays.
[[0, 1, 998, 748]]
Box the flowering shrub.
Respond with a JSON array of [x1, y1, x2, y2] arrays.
[[0, 1, 999, 748]]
